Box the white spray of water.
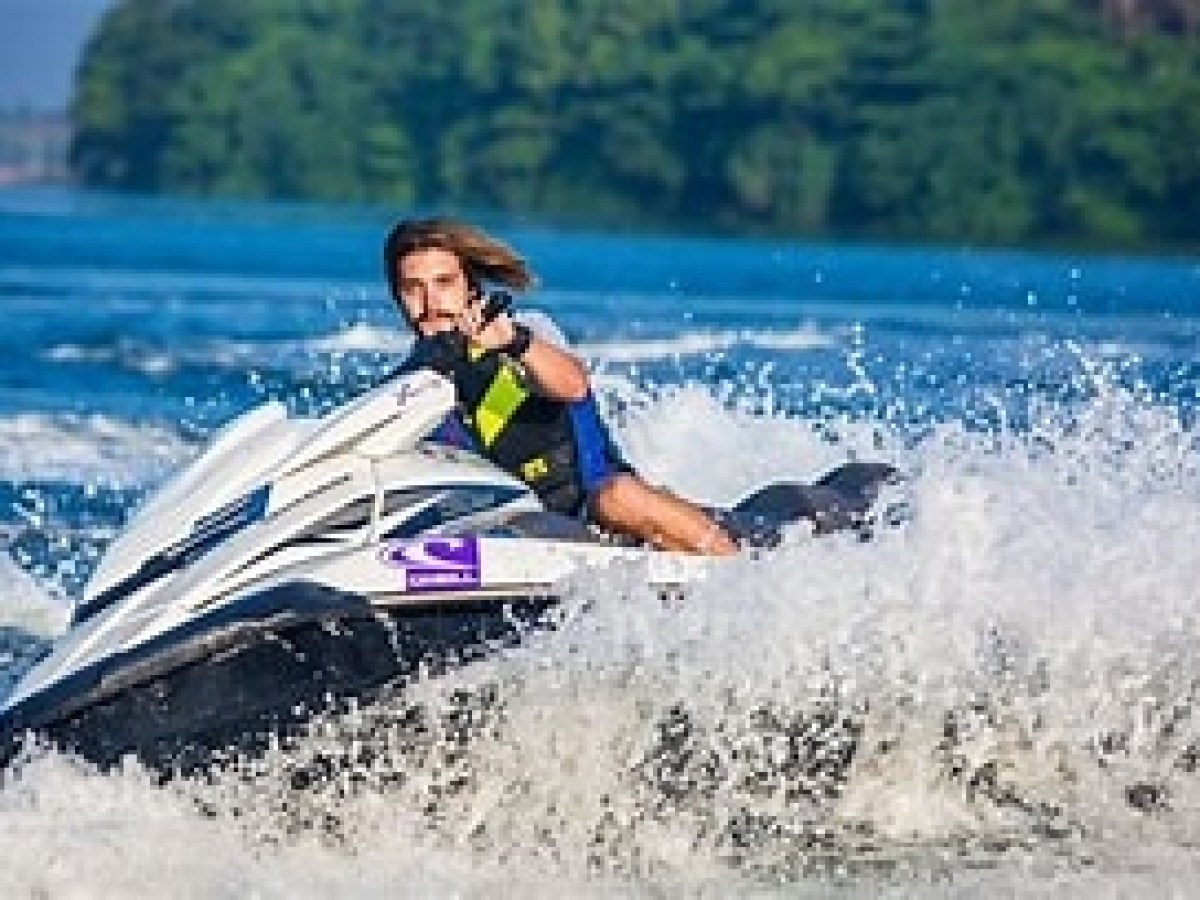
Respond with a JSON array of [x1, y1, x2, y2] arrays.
[[577, 324, 836, 363], [0, 554, 69, 702], [0, 413, 190, 485], [0, 553, 68, 637], [1, 368, 1198, 896]]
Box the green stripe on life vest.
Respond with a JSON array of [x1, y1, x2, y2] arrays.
[[475, 363, 529, 446]]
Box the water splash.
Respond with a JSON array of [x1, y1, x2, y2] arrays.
[[1, 348, 1198, 896]]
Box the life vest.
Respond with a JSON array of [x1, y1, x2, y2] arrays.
[[452, 346, 586, 515]]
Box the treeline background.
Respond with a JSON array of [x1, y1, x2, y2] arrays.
[[72, 0, 1200, 249]]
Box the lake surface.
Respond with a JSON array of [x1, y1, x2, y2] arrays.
[[1, 186, 1199, 897]]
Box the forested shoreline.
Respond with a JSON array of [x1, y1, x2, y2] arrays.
[[71, 0, 1200, 250]]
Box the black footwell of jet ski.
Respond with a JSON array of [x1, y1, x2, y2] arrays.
[[719, 461, 901, 547]]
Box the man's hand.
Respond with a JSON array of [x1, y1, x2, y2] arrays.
[[456, 293, 517, 352], [454, 292, 590, 402], [407, 329, 469, 378]]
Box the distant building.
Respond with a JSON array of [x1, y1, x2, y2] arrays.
[[0, 111, 72, 186]]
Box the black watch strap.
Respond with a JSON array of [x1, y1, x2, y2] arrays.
[[500, 322, 533, 358]]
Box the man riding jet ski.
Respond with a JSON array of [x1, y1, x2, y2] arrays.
[[383, 218, 897, 548], [0, 221, 897, 773], [384, 217, 745, 555]]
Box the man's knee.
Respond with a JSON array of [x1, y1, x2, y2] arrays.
[[590, 475, 684, 540], [590, 473, 652, 527], [591, 475, 737, 555]]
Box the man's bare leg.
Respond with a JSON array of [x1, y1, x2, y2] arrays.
[[589, 473, 738, 556]]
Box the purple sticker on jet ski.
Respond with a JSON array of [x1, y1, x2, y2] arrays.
[[379, 536, 482, 592]]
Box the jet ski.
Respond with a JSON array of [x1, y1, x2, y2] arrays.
[[0, 367, 898, 773]]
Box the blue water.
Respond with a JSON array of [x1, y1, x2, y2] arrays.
[[1, 185, 1199, 897]]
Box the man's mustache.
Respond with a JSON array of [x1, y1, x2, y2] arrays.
[[418, 311, 460, 327]]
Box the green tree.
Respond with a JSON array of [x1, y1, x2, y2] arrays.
[[71, 0, 1200, 250]]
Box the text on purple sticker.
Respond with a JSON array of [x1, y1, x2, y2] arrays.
[[379, 536, 483, 592]]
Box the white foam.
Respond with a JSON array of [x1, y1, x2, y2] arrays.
[[0, 555, 68, 703], [0, 744, 732, 899], [42, 322, 412, 382], [302, 321, 413, 353], [604, 381, 860, 501], [44, 322, 831, 378], [578, 324, 836, 363], [0, 413, 192, 485], [0, 264, 369, 300], [210, 322, 414, 361], [0, 553, 68, 637]]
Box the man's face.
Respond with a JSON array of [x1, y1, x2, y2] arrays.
[[395, 247, 473, 336]]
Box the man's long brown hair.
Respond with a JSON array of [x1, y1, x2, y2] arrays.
[[383, 218, 534, 310]]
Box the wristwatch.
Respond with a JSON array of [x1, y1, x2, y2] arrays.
[[500, 322, 533, 358]]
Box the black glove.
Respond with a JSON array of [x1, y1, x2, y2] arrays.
[[380, 329, 470, 387], [383, 292, 514, 386], [406, 329, 469, 378], [480, 289, 513, 325]]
